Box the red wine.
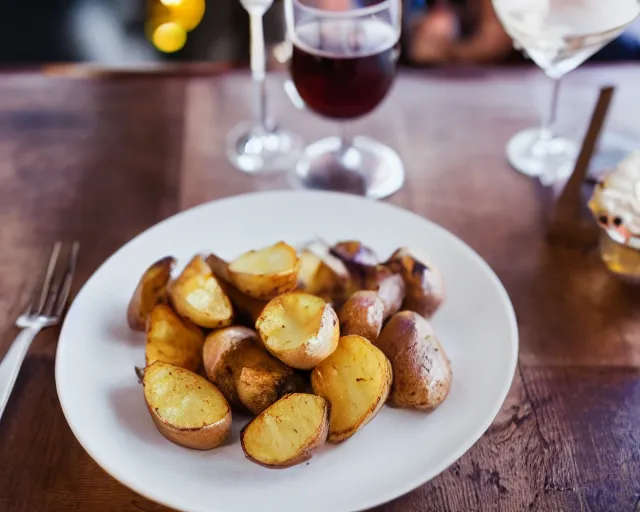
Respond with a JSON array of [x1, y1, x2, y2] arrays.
[[291, 19, 399, 120]]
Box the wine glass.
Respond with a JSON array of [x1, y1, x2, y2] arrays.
[[284, 0, 404, 199], [491, 0, 640, 183], [227, 0, 304, 174]]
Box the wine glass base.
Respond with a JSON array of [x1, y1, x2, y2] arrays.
[[506, 127, 578, 180], [292, 136, 405, 199], [227, 121, 304, 174]]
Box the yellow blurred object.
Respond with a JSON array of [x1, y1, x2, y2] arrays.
[[152, 22, 188, 53], [153, 0, 205, 32], [147, 0, 205, 52]]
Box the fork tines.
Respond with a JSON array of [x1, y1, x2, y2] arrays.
[[30, 242, 80, 320]]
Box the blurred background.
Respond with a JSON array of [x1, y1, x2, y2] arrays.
[[0, 0, 639, 67]]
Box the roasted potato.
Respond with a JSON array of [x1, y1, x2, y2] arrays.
[[387, 247, 445, 318], [376, 311, 452, 410], [146, 304, 204, 372], [330, 240, 378, 268], [203, 326, 301, 414], [142, 361, 232, 450], [297, 241, 350, 303], [338, 291, 385, 343], [330, 240, 378, 296], [206, 255, 267, 325], [363, 265, 405, 319], [241, 393, 329, 468], [311, 335, 392, 442], [169, 255, 233, 329], [256, 292, 339, 370], [228, 242, 299, 300], [127, 256, 175, 331]]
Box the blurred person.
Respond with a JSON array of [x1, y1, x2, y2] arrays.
[[405, 0, 640, 66]]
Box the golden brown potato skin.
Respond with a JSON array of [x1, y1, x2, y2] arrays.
[[338, 291, 385, 343], [146, 304, 204, 373], [202, 326, 301, 414], [169, 255, 234, 329], [127, 256, 175, 331], [330, 241, 378, 268], [297, 243, 351, 305], [387, 247, 445, 318], [376, 311, 452, 410], [311, 335, 392, 443], [241, 393, 329, 469], [363, 266, 406, 320], [227, 242, 300, 301], [142, 362, 232, 450], [256, 293, 340, 370], [206, 253, 268, 326]]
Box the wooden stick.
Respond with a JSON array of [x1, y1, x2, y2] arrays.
[[546, 86, 615, 247]]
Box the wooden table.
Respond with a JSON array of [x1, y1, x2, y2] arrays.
[[0, 65, 639, 512]]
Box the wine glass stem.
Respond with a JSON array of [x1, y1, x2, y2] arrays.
[[541, 76, 561, 143], [249, 11, 270, 131], [339, 123, 351, 150]]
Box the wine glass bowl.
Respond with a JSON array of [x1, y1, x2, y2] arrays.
[[285, 0, 405, 199], [491, 0, 640, 182]]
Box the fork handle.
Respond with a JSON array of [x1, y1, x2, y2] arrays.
[[0, 325, 42, 421]]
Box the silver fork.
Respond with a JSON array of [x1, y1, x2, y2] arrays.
[[0, 241, 79, 420]]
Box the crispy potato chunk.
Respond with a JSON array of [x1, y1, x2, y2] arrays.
[[376, 311, 452, 410], [228, 242, 299, 300], [256, 292, 339, 370], [203, 326, 301, 415], [241, 393, 329, 468], [170, 255, 233, 328], [142, 362, 231, 450], [297, 242, 350, 304], [387, 247, 445, 318], [363, 265, 406, 320], [311, 335, 392, 443], [127, 256, 175, 331], [146, 304, 204, 372], [338, 291, 385, 343]]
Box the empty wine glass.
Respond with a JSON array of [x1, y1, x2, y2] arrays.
[[227, 0, 304, 173], [284, 0, 404, 199], [491, 0, 640, 183]]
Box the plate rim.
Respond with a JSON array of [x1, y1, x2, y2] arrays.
[[55, 190, 519, 512]]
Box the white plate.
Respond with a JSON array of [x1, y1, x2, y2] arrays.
[[56, 191, 518, 512]]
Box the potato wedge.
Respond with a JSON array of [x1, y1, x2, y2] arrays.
[[228, 242, 299, 300], [297, 242, 350, 303], [236, 366, 303, 416], [376, 311, 452, 410], [241, 393, 329, 468], [203, 326, 301, 414], [311, 335, 392, 442], [169, 255, 233, 328], [330, 240, 378, 268], [146, 304, 205, 372], [338, 291, 385, 343], [142, 361, 231, 450], [363, 265, 406, 319], [206, 255, 268, 325], [256, 292, 339, 370], [387, 248, 445, 318], [330, 241, 378, 296], [127, 256, 176, 331]]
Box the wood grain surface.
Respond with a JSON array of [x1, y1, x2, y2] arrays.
[[0, 65, 639, 512]]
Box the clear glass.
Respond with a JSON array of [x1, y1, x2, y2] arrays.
[[284, 0, 404, 199], [491, 0, 640, 183], [227, 0, 304, 174]]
